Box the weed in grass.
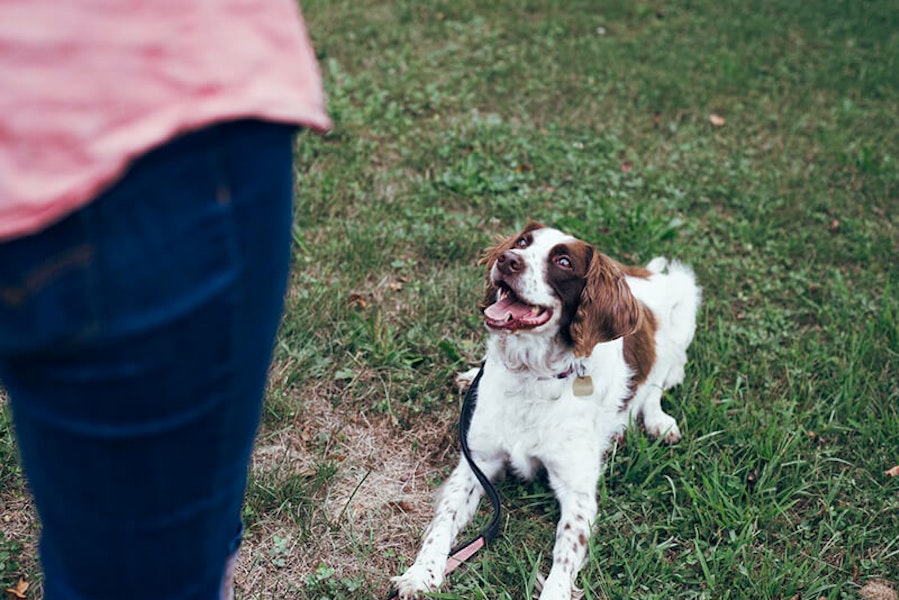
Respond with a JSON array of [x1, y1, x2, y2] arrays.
[[244, 457, 335, 533], [303, 563, 363, 599]]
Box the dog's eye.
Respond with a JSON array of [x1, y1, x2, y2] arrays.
[[515, 237, 528, 248], [555, 256, 572, 269]]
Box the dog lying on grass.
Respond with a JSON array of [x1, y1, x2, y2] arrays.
[[392, 221, 701, 600]]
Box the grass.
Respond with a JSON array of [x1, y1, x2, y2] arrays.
[[2, 0, 898, 598]]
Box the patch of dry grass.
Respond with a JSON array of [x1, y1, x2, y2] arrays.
[[236, 362, 460, 598]]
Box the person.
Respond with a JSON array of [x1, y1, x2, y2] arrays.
[[0, 1, 331, 598]]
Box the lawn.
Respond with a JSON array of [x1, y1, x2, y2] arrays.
[[1, 0, 897, 598]]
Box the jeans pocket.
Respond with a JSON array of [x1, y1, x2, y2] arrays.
[[0, 220, 100, 354]]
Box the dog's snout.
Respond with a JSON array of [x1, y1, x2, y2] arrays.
[[497, 251, 524, 275]]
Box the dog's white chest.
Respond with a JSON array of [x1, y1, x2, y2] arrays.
[[469, 376, 609, 480]]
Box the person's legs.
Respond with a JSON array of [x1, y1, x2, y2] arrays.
[[0, 120, 297, 600]]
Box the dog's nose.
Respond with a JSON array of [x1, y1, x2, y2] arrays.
[[496, 251, 523, 275]]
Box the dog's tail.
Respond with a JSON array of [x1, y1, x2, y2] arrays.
[[646, 256, 669, 273], [640, 258, 701, 390], [643, 257, 701, 342], [663, 260, 701, 346]]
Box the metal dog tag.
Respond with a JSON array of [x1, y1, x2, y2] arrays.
[[572, 375, 594, 397]]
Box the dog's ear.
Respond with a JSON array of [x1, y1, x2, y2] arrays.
[[569, 250, 641, 356], [478, 221, 545, 309]]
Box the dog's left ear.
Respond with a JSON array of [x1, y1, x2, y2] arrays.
[[569, 249, 641, 356]]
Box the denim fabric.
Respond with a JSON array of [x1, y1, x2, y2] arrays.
[[0, 120, 297, 600]]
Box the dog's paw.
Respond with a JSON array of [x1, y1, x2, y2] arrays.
[[391, 564, 443, 599], [643, 411, 682, 444], [535, 570, 582, 600], [455, 367, 480, 391]]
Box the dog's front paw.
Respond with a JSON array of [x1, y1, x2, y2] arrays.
[[535, 570, 581, 600], [643, 411, 682, 444], [391, 564, 443, 599]]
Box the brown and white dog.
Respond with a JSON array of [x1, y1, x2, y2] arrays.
[[392, 221, 701, 600]]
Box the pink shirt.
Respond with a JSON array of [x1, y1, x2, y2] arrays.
[[0, 0, 331, 241]]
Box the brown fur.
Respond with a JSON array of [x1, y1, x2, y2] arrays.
[[623, 307, 657, 387], [547, 239, 594, 340], [569, 251, 641, 357], [619, 263, 653, 279]]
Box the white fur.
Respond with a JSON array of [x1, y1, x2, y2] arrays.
[[392, 226, 701, 599]]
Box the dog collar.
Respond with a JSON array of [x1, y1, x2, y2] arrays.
[[539, 360, 585, 381], [557, 364, 576, 379]]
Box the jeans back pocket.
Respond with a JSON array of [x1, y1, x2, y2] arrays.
[[0, 217, 100, 354]]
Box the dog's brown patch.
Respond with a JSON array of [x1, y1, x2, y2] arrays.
[[570, 252, 641, 356], [619, 263, 653, 279], [623, 306, 657, 387]]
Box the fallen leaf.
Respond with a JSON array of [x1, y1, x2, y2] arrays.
[[709, 113, 726, 127], [828, 218, 841, 232], [347, 293, 367, 309], [386, 500, 415, 513], [5, 576, 29, 600], [620, 161, 634, 173], [884, 465, 899, 477], [746, 468, 758, 488]]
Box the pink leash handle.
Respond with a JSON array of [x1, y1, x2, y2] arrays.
[[385, 537, 488, 599], [444, 536, 486, 576]]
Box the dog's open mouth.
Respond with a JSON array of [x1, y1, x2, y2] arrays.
[[483, 285, 552, 330]]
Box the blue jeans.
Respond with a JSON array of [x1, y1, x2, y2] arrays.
[[0, 120, 297, 600]]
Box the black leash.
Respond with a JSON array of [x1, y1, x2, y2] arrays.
[[447, 364, 502, 565], [387, 364, 501, 598]]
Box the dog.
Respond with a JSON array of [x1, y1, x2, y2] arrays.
[[392, 221, 701, 599]]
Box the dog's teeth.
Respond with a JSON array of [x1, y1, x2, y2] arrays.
[[531, 306, 541, 314]]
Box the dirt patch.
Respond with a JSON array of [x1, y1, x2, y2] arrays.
[[234, 374, 458, 598], [860, 580, 898, 600]]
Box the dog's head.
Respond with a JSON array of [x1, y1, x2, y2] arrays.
[[480, 221, 640, 356]]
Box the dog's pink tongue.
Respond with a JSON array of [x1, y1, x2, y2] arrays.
[[484, 297, 533, 322]]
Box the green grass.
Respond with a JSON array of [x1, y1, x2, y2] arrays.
[[2, 0, 898, 598]]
